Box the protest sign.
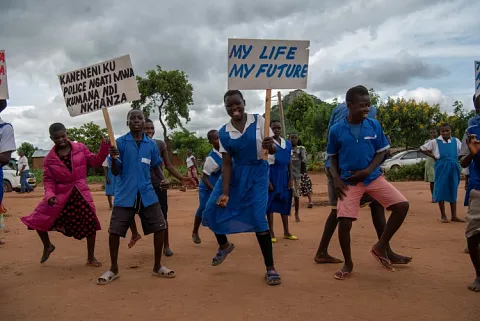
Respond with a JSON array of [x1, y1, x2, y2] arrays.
[[227, 39, 310, 90], [59, 55, 140, 117], [0, 50, 8, 99], [475, 61, 480, 98], [58, 55, 140, 147], [227, 38, 310, 159]]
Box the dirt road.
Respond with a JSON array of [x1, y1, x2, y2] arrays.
[[0, 173, 477, 321]]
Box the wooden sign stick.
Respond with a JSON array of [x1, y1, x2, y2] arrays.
[[263, 88, 272, 160], [277, 91, 286, 138], [102, 108, 117, 148]]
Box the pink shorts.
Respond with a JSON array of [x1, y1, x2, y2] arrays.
[[337, 176, 407, 220]]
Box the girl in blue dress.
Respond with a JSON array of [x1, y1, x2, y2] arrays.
[[421, 123, 464, 223], [202, 90, 281, 286], [103, 159, 115, 209], [267, 120, 296, 243], [192, 130, 222, 244]]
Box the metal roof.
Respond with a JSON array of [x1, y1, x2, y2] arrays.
[[32, 149, 50, 158]]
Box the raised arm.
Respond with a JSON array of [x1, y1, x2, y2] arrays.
[[84, 140, 111, 168]]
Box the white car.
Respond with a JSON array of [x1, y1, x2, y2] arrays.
[[2, 165, 37, 193], [380, 150, 428, 172]]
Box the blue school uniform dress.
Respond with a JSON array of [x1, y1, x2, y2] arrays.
[[432, 137, 461, 203], [202, 114, 270, 235], [267, 138, 293, 215], [103, 159, 115, 196], [195, 149, 222, 218]]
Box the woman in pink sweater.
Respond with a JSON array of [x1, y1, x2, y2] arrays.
[[21, 123, 110, 266]]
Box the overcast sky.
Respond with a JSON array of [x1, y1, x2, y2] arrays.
[[1, 0, 479, 150]]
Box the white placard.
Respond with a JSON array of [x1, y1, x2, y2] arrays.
[[227, 39, 310, 90], [0, 50, 8, 99], [475, 61, 480, 98], [59, 55, 140, 117]]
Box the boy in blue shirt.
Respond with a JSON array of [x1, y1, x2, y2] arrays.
[[327, 86, 409, 280], [459, 93, 480, 292], [97, 110, 175, 285], [316, 87, 410, 266]]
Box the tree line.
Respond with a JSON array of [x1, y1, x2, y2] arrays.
[[16, 65, 475, 167]]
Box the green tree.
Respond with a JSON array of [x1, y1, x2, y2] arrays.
[[286, 92, 315, 128], [368, 88, 381, 107], [377, 98, 443, 149], [169, 129, 211, 160], [17, 142, 37, 165], [67, 122, 108, 152], [132, 66, 194, 147], [440, 101, 475, 139]]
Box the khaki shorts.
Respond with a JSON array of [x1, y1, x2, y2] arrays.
[[293, 178, 301, 198], [466, 190, 480, 239]]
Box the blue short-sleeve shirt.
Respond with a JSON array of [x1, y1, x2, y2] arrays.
[[325, 103, 377, 168], [109, 132, 162, 207], [327, 118, 390, 186], [464, 124, 480, 190]]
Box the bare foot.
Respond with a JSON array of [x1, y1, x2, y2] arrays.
[[451, 217, 466, 223], [314, 253, 343, 264], [440, 217, 449, 223], [40, 244, 55, 263], [468, 276, 480, 292], [128, 234, 142, 249], [388, 252, 412, 265], [295, 214, 300, 223]]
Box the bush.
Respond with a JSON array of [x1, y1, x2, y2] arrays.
[[385, 161, 425, 182]]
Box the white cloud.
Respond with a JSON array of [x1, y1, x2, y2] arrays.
[[1, 0, 479, 149]]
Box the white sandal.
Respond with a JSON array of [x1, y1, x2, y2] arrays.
[[152, 266, 176, 278], [97, 270, 119, 285]]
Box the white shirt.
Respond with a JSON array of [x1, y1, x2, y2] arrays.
[[0, 117, 16, 155], [203, 149, 222, 175], [268, 137, 286, 165], [18, 155, 29, 171], [462, 166, 470, 175], [420, 136, 462, 159], [219, 113, 274, 159], [186, 155, 195, 168]]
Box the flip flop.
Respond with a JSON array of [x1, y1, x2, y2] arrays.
[[265, 270, 281, 286], [97, 271, 119, 285], [40, 244, 55, 264], [334, 270, 351, 280], [212, 243, 235, 266], [370, 247, 395, 272], [271, 238, 277, 243], [86, 259, 103, 267], [152, 266, 176, 278], [128, 235, 142, 249], [390, 256, 412, 265], [283, 235, 298, 240]]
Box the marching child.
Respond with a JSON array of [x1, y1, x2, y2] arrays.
[[327, 86, 409, 280], [192, 130, 222, 244], [267, 120, 296, 242], [97, 110, 175, 285], [420, 123, 463, 223], [202, 90, 281, 286]]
